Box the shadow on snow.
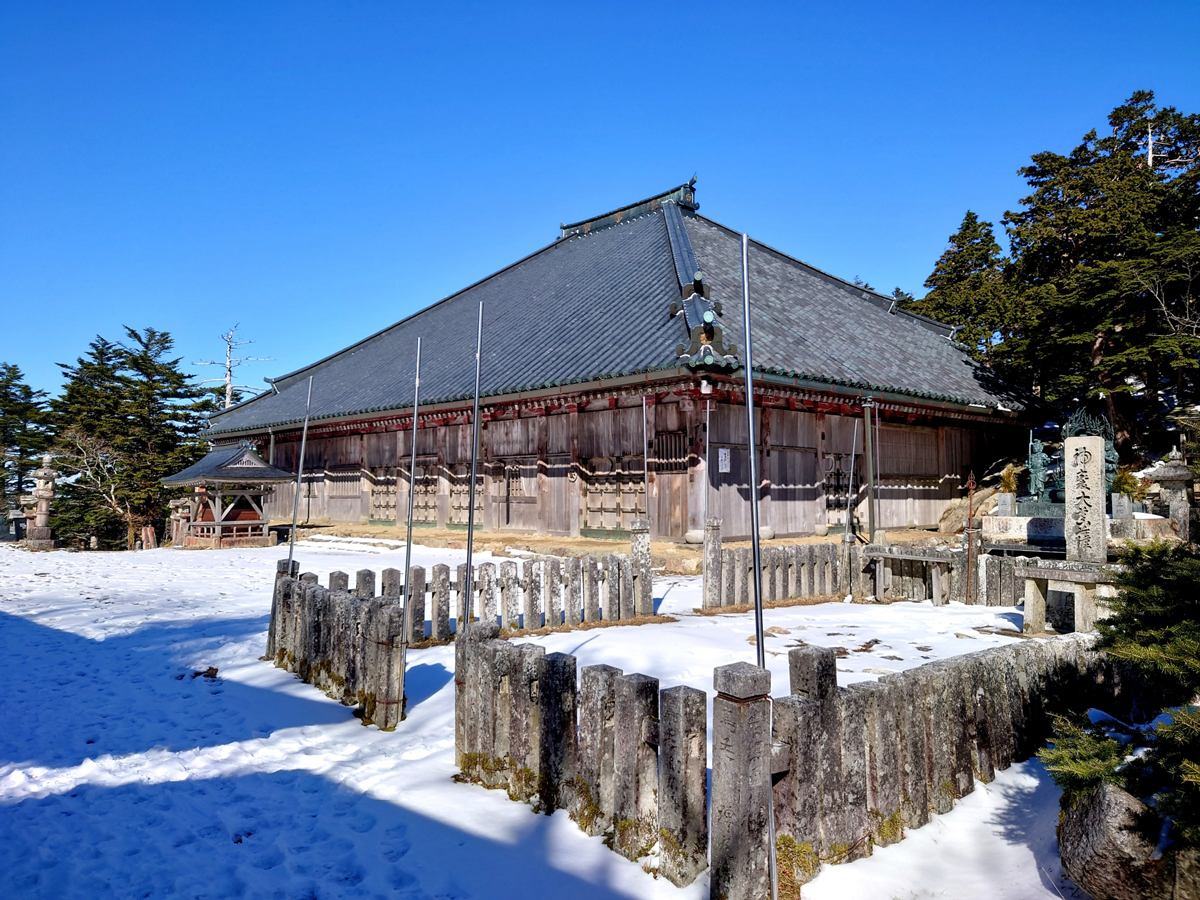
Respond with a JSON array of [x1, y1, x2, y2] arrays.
[[0, 611, 350, 769]]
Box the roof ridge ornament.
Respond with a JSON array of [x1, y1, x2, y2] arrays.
[[560, 180, 698, 238]]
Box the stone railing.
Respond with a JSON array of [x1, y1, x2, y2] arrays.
[[267, 562, 408, 729], [455, 628, 1138, 899], [266, 551, 656, 728], [702, 530, 866, 609], [454, 622, 710, 887]]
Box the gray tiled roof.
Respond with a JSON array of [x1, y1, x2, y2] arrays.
[[207, 199, 1019, 436], [161, 445, 294, 485]]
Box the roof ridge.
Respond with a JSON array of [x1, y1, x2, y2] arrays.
[[560, 180, 697, 238]]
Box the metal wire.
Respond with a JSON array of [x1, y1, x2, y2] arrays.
[[285, 376, 313, 575], [399, 338, 422, 684], [740, 233, 778, 900], [465, 303, 484, 626]]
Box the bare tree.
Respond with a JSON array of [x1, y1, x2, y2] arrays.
[[55, 426, 137, 546], [196, 324, 272, 408]]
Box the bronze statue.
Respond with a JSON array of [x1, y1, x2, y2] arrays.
[[1028, 439, 1051, 501]]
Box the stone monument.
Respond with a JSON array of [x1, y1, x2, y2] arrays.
[[1064, 436, 1106, 563], [23, 455, 59, 550]]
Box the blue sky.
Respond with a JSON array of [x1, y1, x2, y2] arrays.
[[3, 1, 1198, 397]]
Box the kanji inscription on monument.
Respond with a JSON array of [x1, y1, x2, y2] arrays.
[[1063, 435, 1106, 563]]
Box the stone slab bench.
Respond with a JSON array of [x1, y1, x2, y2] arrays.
[[1019, 561, 1120, 634]]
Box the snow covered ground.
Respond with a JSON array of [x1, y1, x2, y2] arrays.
[[0, 541, 1084, 899]]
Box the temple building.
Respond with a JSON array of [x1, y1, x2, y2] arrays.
[[203, 182, 1022, 541], [163, 445, 294, 548]]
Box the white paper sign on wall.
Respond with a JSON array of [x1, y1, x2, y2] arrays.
[[718, 447, 731, 473]]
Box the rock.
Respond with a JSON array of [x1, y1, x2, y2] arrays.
[[683, 529, 704, 544], [938, 487, 998, 535], [814, 523, 829, 537], [758, 526, 775, 541], [1177, 847, 1200, 900], [1059, 783, 1174, 900]]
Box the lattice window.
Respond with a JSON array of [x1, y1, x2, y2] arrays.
[[655, 431, 688, 473], [327, 467, 362, 499]]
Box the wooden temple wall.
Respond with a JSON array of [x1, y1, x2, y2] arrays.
[[256, 397, 1004, 541]]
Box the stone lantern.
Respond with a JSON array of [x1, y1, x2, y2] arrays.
[[24, 454, 59, 549], [1147, 449, 1193, 541]]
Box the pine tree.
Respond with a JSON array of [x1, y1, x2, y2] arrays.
[[0, 363, 50, 508], [905, 211, 1014, 367], [1002, 90, 1200, 454], [1096, 541, 1200, 703], [51, 337, 125, 443], [1153, 706, 1200, 844], [1040, 541, 1200, 847], [52, 328, 216, 548]]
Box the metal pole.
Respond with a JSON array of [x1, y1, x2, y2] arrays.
[[740, 233, 778, 900], [863, 400, 877, 543], [465, 303, 484, 626], [286, 376, 313, 574], [400, 339, 422, 677]]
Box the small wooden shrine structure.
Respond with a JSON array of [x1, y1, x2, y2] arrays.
[[162, 445, 293, 548]]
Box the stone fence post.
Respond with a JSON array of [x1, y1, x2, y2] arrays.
[[355, 568, 375, 599], [658, 685, 707, 887], [432, 564, 451, 640], [406, 566, 426, 643], [478, 562, 498, 624], [454, 622, 500, 765], [613, 673, 659, 860], [583, 557, 601, 622], [577, 664, 622, 836], [523, 559, 543, 630], [538, 652, 578, 812], [500, 561, 519, 630], [564, 557, 583, 626], [545, 558, 563, 627], [601, 555, 620, 620], [267, 560, 299, 659], [721, 547, 736, 606], [711, 662, 773, 900], [617, 554, 635, 619], [630, 517, 653, 615], [507, 644, 546, 802]]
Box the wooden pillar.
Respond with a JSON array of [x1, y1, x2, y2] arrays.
[[758, 405, 771, 536], [568, 405, 581, 538], [214, 488, 225, 549], [645, 395, 658, 538], [535, 409, 549, 536], [815, 412, 828, 531], [359, 434, 370, 524], [482, 413, 497, 531], [687, 397, 707, 536], [434, 419, 449, 529]]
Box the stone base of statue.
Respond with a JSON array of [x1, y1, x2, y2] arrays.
[[25, 525, 59, 549]]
